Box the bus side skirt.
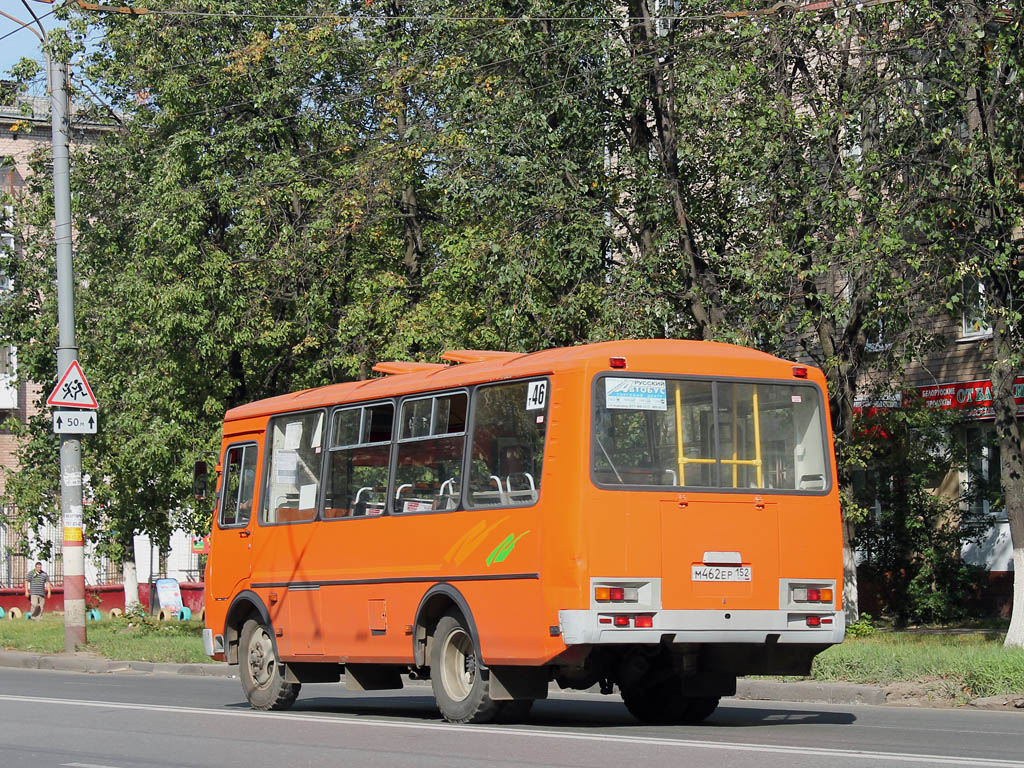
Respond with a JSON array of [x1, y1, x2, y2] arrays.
[[345, 664, 405, 691]]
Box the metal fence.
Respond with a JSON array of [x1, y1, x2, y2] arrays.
[[2, 509, 204, 588], [1, 510, 63, 588]]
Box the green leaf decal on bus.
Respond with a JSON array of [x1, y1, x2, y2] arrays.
[[486, 531, 530, 566]]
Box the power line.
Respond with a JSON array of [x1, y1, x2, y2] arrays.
[[0, 7, 57, 45]]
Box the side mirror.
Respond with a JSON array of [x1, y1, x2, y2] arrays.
[[192, 460, 208, 500]]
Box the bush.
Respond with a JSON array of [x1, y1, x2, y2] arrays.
[[846, 613, 876, 638]]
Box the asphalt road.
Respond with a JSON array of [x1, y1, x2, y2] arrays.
[[1, 667, 1022, 768]]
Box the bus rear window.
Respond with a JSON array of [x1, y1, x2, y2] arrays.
[[592, 377, 828, 492]]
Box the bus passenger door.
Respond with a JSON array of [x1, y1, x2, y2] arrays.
[[209, 443, 259, 603]]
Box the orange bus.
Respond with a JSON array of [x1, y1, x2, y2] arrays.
[[199, 339, 844, 723]]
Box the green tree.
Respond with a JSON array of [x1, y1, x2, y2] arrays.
[[852, 402, 987, 626], [919, 2, 1024, 646]]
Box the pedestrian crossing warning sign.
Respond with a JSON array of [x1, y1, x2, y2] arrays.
[[46, 360, 99, 409]]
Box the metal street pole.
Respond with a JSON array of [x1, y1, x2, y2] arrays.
[[49, 54, 86, 651]]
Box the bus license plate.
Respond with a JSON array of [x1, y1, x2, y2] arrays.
[[691, 565, 752, 582]]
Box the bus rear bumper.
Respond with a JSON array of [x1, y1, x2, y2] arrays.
[[558, 609, 845, 646]]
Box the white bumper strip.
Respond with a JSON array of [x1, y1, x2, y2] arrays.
[[559, 609, 845, 645]]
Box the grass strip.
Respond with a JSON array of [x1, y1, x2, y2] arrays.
[[0, 613, 209, 664], [812, 632, 1024, 699]]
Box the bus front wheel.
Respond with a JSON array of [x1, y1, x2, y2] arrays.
[[430, 612, 500, 723], [239, 618, 300, 711]]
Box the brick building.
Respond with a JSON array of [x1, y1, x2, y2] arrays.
[[901, 295, 1018, 604], [1, 92, 55, 589]]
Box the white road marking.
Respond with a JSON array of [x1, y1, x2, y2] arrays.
[[4, 694, 1023, 768], [63, 763, 125, 768]]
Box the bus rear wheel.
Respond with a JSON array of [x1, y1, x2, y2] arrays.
[[239, 618, 300, 711], [621, 679, 720, 724], [430, 612, 501, 723]]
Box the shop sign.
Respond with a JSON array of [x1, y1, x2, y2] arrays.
[[918, 376, 1024, 419]]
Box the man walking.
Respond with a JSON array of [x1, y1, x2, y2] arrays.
[[24, 562, 52, 619]]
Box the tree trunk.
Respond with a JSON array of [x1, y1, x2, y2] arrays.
[[123, 554, 140, 613], [841, 510, 860, 626], [991, 322, 1024, 648], [1008, 548, 1024, 648]]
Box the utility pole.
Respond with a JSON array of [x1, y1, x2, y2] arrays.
[[49, 55, 86, 651], [27, 43, 85, 654]]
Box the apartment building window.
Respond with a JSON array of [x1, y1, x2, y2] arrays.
[[965, 425, 1003, 521], [961, 276, 991, 338]]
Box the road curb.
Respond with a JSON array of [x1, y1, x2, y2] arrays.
[[0, 649, 886, 703], [0, 650, 236, 678], [735, 678, 887, 706]]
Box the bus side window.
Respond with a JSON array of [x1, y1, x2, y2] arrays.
[[262, 410, 325, 524], [394, 393, 467, 514], [219, 444, 256, 528], [467, 380, 548, 508], [325, 402, 393, 519]]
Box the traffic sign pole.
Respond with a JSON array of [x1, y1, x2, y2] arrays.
[[50, 55, 86, 652]]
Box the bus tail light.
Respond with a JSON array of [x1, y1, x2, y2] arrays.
[[595, 586, 639, 603], [609, 357, 627, 369], [806, 616, 822, 627], [634, 615, 654, 628], [792, 366, 808, 378], [613, 615, 630, 627], [792, 586, 834, 603]]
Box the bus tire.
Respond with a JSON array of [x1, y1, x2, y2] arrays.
[[239, 618, 300, 711], [496, 698, 534, 723], [430, 612, 500, 724], [621, 679, 720, 724], [680, 696, 720, 723]]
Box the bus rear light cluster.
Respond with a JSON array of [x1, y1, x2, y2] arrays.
[[792, 587, 834, 603], [595, 586, 639, 603], [805, 616, 834, 627], [598, 614, 655, 628]]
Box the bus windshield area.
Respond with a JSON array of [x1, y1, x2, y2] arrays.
[[592, 376, 828, 492]]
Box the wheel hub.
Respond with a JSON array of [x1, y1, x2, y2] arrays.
[[440, 627, 476, 702], [248, 628, 275, 687]]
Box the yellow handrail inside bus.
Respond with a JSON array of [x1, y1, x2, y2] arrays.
[[674, 382, 762, 488], [714, 385, 762, 487], [675, 384, 685, 485], [753, 385, 763, 486], [731, 385, 739, 488]]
